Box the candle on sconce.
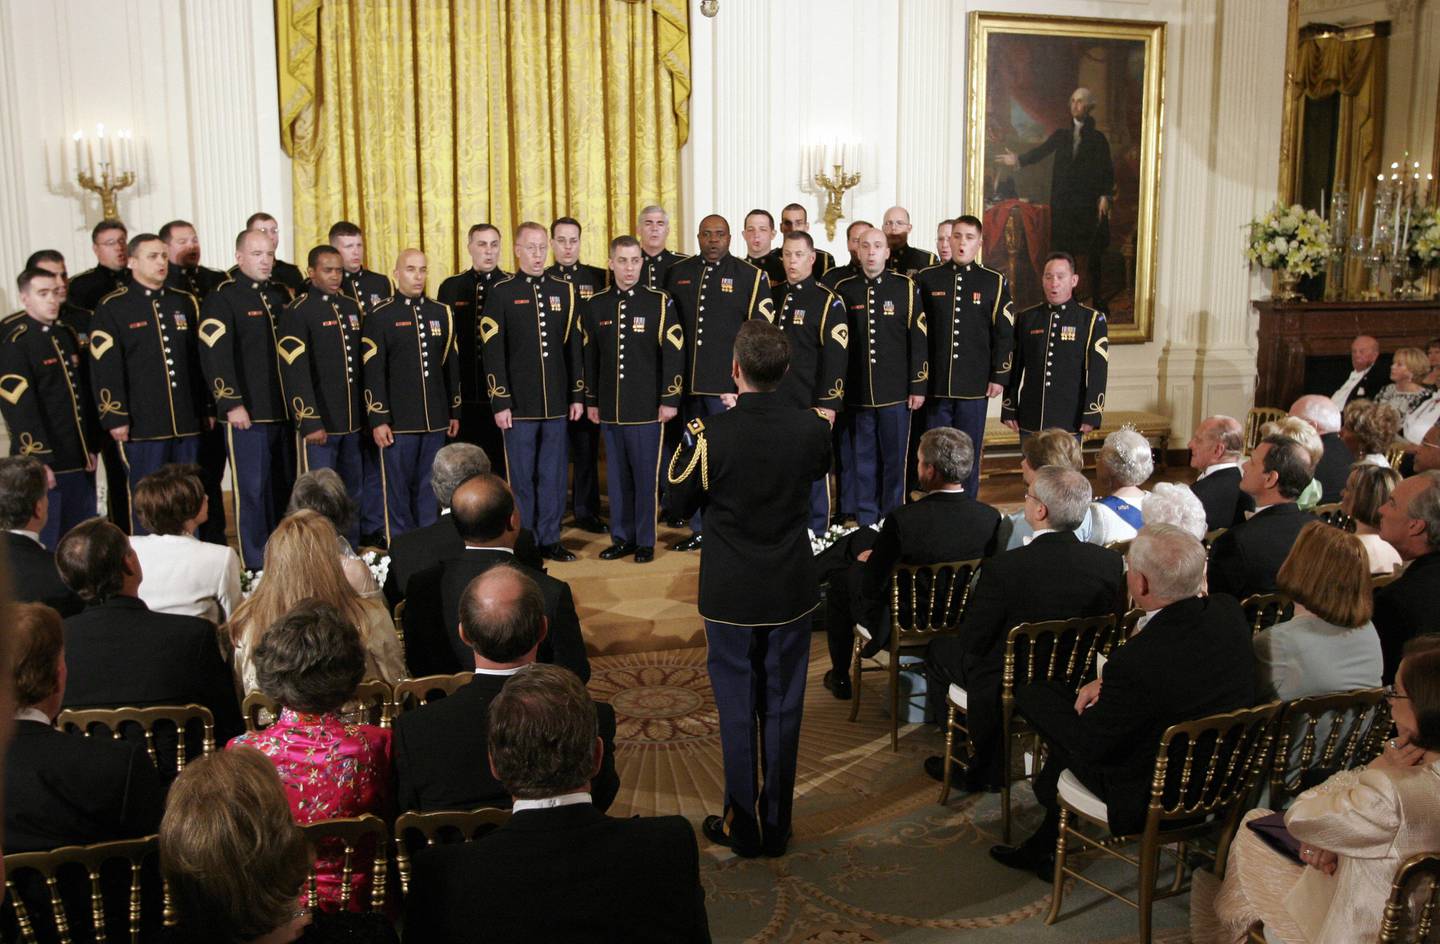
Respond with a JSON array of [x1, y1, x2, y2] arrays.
[[1320, 188, 1327, 218], [71, 131, 83, 177]]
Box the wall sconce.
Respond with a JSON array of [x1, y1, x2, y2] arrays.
[[800, 142, 862, 241], [71, 124, 137, 219], [700, 0, 718, 17]]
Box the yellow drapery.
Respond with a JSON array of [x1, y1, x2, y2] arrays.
[[275, 0, 690, 289], [1283, 30, 1386, 232]]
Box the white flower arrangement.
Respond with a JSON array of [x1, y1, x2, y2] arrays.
[[1410, 206, 1440, 268], [361, 550, 391, 588], [808, 521, 886, 555], [1244, 203, 1331, 275], [240, 569, 263, 596]]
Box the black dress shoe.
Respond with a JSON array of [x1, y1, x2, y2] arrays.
[[702, 815, 760, 858], [598, 541, 637, 561], [670, 532, 703, 552], [634, 546, 655, 563], [989, 841, 1056, 881], [540, 543, 577, 562], [762, 830, 792, 858], [574, 514, 609, 534], [663, 514, 688, 528], [822, 670, 852, 700]]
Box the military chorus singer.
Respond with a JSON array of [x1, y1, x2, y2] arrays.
[[4, 203, 1105, 577]]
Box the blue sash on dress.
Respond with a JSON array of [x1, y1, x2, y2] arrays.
[[1097, 494, 1144, 530]]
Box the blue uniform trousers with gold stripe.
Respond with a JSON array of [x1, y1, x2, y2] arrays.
[[381, 431, 444, 540], [119, 436, 200, 536], [603, 421, 661, 548], [927, 398, 988, 497], [40, 470, 96, 550], [504, 418, 567, 546], [848, 403, 910, 526], [225, 422, 295, 570], [302, 431, 364, 546]]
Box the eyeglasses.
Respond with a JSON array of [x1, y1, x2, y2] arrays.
[[1384, 684, 1411, 701], [1024, 492, 1040, 503]]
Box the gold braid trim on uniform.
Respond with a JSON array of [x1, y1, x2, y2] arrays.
[[486, 373, 508, 399], [16, 433, 48, 456], [666, 431, 708, 489], [97, 389, 126, 417], [916, 311, 927, 335], [571, 378, 585, 393], [665, 375, 683, 397], [364, 389, 387, 415], [1088, 392, 1107, 414], [1094, 336, 1109, 361], [212, 378, 238, 401], [0, 374, 29, 405], [914, 361, 929, 383], [451, 395, 461, 408], [827, 379, 845, 400], [1000, 354, 1013, 372], [291, 397, 318, 421], [88, 330, 114, 359]]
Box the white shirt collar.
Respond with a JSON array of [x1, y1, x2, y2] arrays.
[[473, 665, 526, 677], [464, 545, 514, 555], [441, 508, 451, 516], [7, 529, 41, 545], [512, 791, 592, 813], [1197, 461, 1240, 481], [14, 707, 50, 725], [933, 485, 965, 495], [1023, 528, 1057, 546]]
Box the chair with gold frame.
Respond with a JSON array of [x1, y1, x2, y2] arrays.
[[241, 690, 281, 733], [1202, 528, 1227, 550], [1268, 687, 1390, 809], [848, 558, 983, 751], [299, 814, 391, 914], [243, 681, 395, 733], [1045, 701, 1283, 944], [1, 835, 164, 943], [393, 808, 511, 896], [1241, 592, 1295, 635], [1379, 852, 1440, 943], [1385, 441, 1410, 471], [57, 704, 215, 779], [1243, 407, 1287, 454], [1373, 569, 1402, 588], [1313, 502, 1356, 532], [392, 599, 407, 653], [392, 672, 473, 715]]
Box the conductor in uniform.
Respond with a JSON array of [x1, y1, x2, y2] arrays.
[[276, 246, 366, 544], [582, 235, 684, 563], [480, 223, 584, 563], [772, 230, 848, 534], [637, 206, 689, 291], [918, 214, 1015, 496], [88, 233, 212, 534], [662, 214, 774, 551], [547, 216, 610, 535], [1002, 252, 1108, 438], [665, 320, 831, 859], [832, 226, 927, 525], [197, 229, 296, 570], [0, 268, 101, 548], [437, 223, 508, 474], [363, 249, 460, 540]]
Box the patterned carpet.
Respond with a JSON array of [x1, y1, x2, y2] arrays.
[[591, 636, 1194, 943]]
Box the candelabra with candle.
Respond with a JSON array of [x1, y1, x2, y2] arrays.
[[1324, 185, 1348, 300], [801, 143, 862, 242], [1367, 154, 1435, 298], [72, 125, 136, 220]]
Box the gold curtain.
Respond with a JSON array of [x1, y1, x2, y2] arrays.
[[1283, 31, 1386, 231], [275, 0, 690, 290]]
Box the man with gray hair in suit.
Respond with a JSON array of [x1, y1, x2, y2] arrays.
[[1290, 394, 1353, 504]]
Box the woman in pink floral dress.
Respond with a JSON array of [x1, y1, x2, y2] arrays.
[[229, 599, 392, 912]]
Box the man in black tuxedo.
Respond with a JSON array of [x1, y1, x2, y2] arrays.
[[403, 663, 705, 942], [822, 427, 1001, 699], [1291, 394, 1354, 505], [54, 518, 243, 747], [922, 466, 1125, 792], [393, 565, 617, 814], [4, 602, 164, 852], [1206, 434, 1315, 599], [383, 442, 541, 606], [990, 525, 1256, 878], [1187, 415, 1253, 532], [0, 457, 82, 615], [401, 473, 589, 681], [1374, 471, 1440, 681], [1330, 335, 1389, 407]]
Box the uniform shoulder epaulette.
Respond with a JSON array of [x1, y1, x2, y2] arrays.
[[830, 273, 860, 290], [370, 297, 397, 314], [686, 416, 705, 436], [640, 285, 670, 301], [215, 274, 237, 291], [892, 270, 916, 285], [737, 256, 765, 274], [977, 262, 1003, 278], [4, 322, 28, 343], [97, 285, 128, 306], [2, 310, 24, 326], [674, 251, 693, 261], [493, 274, 518, 289], [168, 285, 197, 300], [291, 290, 310, 305], [916, 262, 946, 278], [816, 283, 840, 303]]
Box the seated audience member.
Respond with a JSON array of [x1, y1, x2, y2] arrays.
[[229, 511, 404, 696], [1207, 435, 1315, 600], [1197, 635, 1440, 943], [992, 525, 1255, 879], [4, 602, 163, 852], [56, 518, 243, 744], [1290, 395, 1354, 504], [287, 468, 380, 599], [394, 565, 618, 814], [401, 663, 709, 943], [228, 601, 391, 913], [0, 456, 82, 616], [1085, 427, 1154, 545], [1253, 522, 1382, 703], [1424, 338, 1440, 387], [822, 428, 1000, 700], [161, 748, 400, 944], [1188, 415, 1254, 531], [1374, 471, 1440, 680], [1374, 346, 1435, 425], [1341, 463, 1403, 574], [401, 474, 588, 680], [130, 464, 242, 623], [922, 467, 1125, 793], [1331, 334, 1387, 408], [1348, 400, 1402, 467], [382, 443, 541, 607], [1261, 417, 1326, 510], [1002, 428, 1088, 550], [1141, 481, 1209, 541]]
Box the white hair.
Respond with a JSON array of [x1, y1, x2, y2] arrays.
[[637, 205, 668, 227], [1142, 482, 1208, 541], [1129, 524, 1207, 603], [1098, 428, 1154, 488], [1289, 395, 1342, 435]]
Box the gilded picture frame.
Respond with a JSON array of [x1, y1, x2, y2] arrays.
[[967, 13, 1165, 344]]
